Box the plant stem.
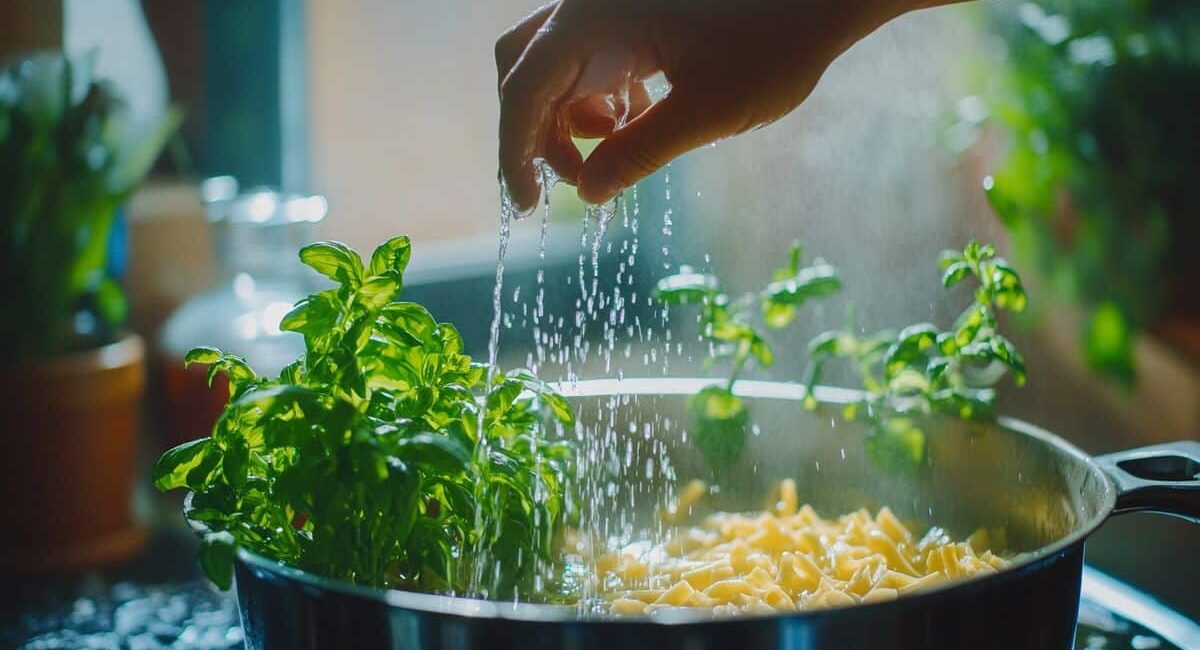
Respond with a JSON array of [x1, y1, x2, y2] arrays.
[[726, 352, 749, 392]]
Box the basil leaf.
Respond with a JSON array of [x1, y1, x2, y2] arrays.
[[654, 269, 719, 304], [299, 241, 364, 287], [987, 261, 1027, 312], [762, 264, 841, 306], [438, 323, 465, 356], [369, 235, 412, 276], [762, 300, 795, 329], [184, 346, 222, 366], [506, 368, 577, 426], [232, 384, 322, 418], [395, 433, 470, 473], [189, 348, 256, 389], [381, 302, 438, 344], [199, 531, 237, 590], [221, 439, 250, 488], [186, 447, 223, 488], [884, 323, 939, 378], [357, 273, 403, 311], [941, 261, 973, 288], [152, 439, 213, 491], [688, 386, 749, 469], [536, 391, 576, 427], [808, 330, 850, 359], [990, 335, 1026, 385], [280, 292, 340, 337]]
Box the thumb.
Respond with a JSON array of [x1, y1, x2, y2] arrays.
[[577, 91, 727, 204]]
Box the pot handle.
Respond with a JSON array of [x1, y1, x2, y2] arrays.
[[1096, 441, 1200, 523]]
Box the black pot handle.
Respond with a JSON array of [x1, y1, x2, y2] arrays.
[[1096, 440, 1200, 523]]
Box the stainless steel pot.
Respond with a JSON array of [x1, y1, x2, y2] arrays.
[[223, 379, 1200, 650]]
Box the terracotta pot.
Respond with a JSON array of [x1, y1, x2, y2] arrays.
[[159, 355, 229, 451], [1154, 318, 1200, 368], [0, 334, 147, 572]]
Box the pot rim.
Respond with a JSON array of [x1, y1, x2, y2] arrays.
[[219, 378, 1117, 624], [0, 331, 145, 409], [1, 331, 144, 377]]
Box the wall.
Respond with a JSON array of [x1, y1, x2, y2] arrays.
[[307, 0, 540, 250]]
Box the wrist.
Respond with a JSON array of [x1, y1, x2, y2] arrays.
[[863, 0, 924, 21], [840, 0, 961, 44], [831, 0, 921, 49], [878, 0, 968, 17]]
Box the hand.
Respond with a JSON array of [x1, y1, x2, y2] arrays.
[[496, 0, 929, 212]]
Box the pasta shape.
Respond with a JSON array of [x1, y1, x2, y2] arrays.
[[593, 479, 1010, 616]]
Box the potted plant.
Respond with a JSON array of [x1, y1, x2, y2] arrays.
[[954, 0, 1200, 386], [0, 52, 179, 570]]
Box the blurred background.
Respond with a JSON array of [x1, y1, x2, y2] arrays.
[[0, 0, 1196, 641]]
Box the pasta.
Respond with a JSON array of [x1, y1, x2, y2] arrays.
[[592, 479, 1010, 616]]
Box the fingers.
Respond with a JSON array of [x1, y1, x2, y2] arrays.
[[548, 77, 651, 182], [565, 78, 652, 138], [498, 21, 586, 212], [541, 114, 583, 184], [494, 3, 556, 87], [567, 97, 618, 138], [577, 91, 724, 205]]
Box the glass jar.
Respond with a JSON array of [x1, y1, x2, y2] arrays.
[[158, 177, 326, 448]]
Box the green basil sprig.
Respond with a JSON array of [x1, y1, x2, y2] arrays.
[[154, 236, 575, 596], [805, 240, 1028, 471], [656, 242, 840, 469]]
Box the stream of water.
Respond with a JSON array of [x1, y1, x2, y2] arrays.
[[476, 169, 681, 605]]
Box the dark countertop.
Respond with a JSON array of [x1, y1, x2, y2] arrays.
[[0, 521, 243, 650]]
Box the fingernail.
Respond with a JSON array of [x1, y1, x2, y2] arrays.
[[510, 194, 537, 220], [500, 176, 537, 218]]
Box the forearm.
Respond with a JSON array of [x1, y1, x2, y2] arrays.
[[888, 0, 975, 15], [910, 0, 974, 8], [852, 0, 974, 23], [810, 0, 970, 63], [831, 0, 975, 55]]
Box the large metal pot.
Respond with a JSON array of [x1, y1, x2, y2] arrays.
[[224, 379, 1199, 650]]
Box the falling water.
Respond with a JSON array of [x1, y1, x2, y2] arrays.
[[555, 170, 679, 609], [527, 164, 559, 599], [473, 164, 681, 606], [659, 171, 674, 376], [468, 180, 519, 597], [488, 192, 515, 383], [528, 177, 552, 374]]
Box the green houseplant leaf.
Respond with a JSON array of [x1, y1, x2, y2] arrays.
[[0, 52, 179, 359]]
